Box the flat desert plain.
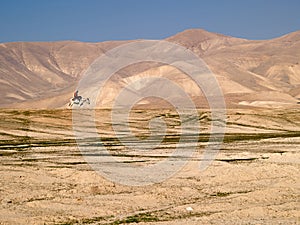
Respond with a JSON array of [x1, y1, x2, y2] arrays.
[[0, 108, 299, 224]]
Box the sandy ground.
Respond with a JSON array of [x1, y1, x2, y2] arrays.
[[0, 108, 299, 224]]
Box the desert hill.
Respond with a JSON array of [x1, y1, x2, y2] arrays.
[[0, 29, 299, 108]]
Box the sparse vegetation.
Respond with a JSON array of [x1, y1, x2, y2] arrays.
[[109, 212, 159, 224], [0, 108, 299, 224], [210, 192, 231, 197]]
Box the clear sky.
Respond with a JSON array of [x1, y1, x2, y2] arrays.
[[0, 0, 299, 43]]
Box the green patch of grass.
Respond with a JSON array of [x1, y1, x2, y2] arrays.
[[210, 190, 251, 197], [109, 212, 159, 224], [210, 192, 231, 197], [58, 208, 219, 225], [56, 215, 114, 225]]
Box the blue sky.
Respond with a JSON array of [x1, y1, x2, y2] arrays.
[[0, 0, 299, 42]]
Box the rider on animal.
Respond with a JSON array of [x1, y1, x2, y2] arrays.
[[69, 90, 90, 107], [73, 90, 82, 101]]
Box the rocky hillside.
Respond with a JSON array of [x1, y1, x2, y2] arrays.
[[0, 29, 299, 108]]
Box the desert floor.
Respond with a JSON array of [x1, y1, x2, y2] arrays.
[[0, 108, 299, 225]]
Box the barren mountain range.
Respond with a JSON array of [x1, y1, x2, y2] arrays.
[[1, 29, 300, 108]]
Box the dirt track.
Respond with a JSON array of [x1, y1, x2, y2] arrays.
[[0, 109, 299, 224]]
